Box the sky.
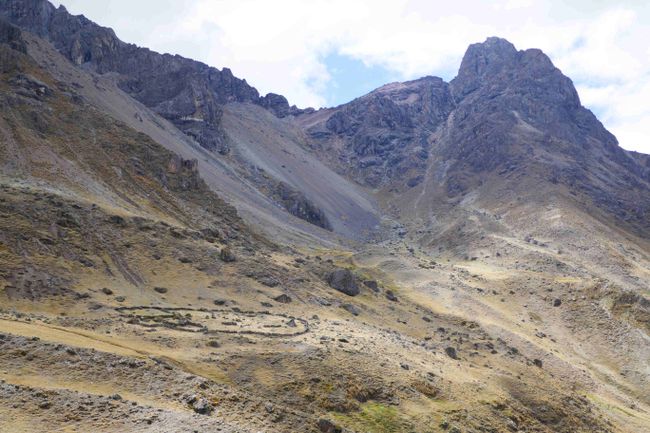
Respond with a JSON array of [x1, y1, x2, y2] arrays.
[[50, 0, 650, 154]]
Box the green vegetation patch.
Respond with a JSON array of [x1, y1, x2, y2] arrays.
[[331, 402, 416, 433]]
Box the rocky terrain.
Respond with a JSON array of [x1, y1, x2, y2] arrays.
[[0, 2, 649, 433]]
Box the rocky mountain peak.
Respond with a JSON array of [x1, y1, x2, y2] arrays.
[[451, 37, 579, 108]]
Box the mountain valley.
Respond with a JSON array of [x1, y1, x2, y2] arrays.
[[0, 2, 649, 432]]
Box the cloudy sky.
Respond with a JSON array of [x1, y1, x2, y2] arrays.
[[51, 0, 649, 153]]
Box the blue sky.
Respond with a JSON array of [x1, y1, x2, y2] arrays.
[[321, 53, 401, 106], [51, 0, 650, 154]]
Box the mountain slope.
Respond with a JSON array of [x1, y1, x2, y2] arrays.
[[1, 0, 381, 241], [0, 3, 649, 433]]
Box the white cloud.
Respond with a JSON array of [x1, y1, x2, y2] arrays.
[[51, 0, 650, 153]]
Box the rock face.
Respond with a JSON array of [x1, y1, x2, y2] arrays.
[[273, 182, 331, 230], [300, 37, 649, 230], [0, 0, 303, 154], [305, 76, 455, 187], [0, 18, 26, 54], [259, 93, 312, 118], [326, 269, 359, 296], [441, 38, 648, 227]]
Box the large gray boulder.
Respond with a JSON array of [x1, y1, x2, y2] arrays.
[[326, 269, 359, 296]]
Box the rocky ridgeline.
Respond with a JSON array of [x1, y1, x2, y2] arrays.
[[0, 0, 308, 154]]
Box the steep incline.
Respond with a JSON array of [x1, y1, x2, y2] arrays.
[[0, 1, 382, 241], [0, 0, 305, 153]]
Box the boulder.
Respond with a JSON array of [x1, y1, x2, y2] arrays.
[[219, 247, 236, 262], [273, 294, 292, 304], [327, 269, 359, 296], [191, 397, 213, 415], [318, 419, 343, 433], [445, 347, 458, 360]]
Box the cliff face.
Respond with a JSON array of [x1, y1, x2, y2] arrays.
[[0, 0, 307, 154], [304, 76, 455, 187], [440, 37, 649, 226]]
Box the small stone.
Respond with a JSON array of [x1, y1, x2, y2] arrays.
[[363, 280, 379, 292], [533, 359, 543, 368], [553, 298, 562, 307], [153, 287, 168, 294], [115, 296, 125, 302], [191, 397, 213, 415], [317, 418, 342, 433], [445, 347, 458, 360], [219, 247, 236, 262], [259, 276, 280, 287], [101, 287, 113, 296], [341, 303, 360, 316], [385, 290, 398, 302]]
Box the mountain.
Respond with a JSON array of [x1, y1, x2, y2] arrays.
[[0, 2, 649, 433]]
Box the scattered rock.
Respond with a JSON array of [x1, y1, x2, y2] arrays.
[[553, 298, 562, 307], [273, 294, 292, 304], [363, 280, 379, 292], [341, 303, 360, 316], [115, 296, 126, 302], [213, 298, 227, 306], [318, 418, 342, 433], [259, 276, 280, 287], [327, 269, 359, 296], [385, 290, 398, 302], [191, 397, 213, 415], [400, 363, 410, 370], [219, 247, 236, 262], [101, 287, 113, 295], [153, 286, 168, 294], [207, 340, 220, 348], [445, 347, 458, 360], [533, 359, 543, 368]]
